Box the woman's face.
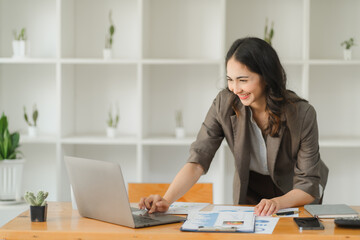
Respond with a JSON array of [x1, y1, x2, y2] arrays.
[[227, 57, 266, 110]]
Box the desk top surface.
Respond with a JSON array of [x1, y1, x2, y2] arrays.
[[1, 202, 360, 240]]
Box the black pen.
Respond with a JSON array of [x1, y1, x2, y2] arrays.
[[272, 211, 300, 217]]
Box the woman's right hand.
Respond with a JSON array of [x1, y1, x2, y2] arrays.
[[138, 195, 171, 213]]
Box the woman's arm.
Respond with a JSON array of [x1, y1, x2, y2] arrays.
[[138, 162, 204, 213], [254, 189, 314, 216]]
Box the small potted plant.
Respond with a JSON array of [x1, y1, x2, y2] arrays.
[[12, 28, 29, 58], [24, 191, 48, 222], [175, 110, 185, 138], [0, 113, 25, 201], [103, 10, 115, 60], [341, 38, 356, 60], [106, 105, 119, 138], [24, 104, 39, 137], [264, 18, 274, 46]]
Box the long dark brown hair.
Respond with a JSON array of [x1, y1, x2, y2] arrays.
[[226, 37, 304, 137]]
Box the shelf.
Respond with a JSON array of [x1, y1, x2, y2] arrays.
[[60, 58, 138, 65], [0, 0, 57, 58], [20, 135, 57, 144], [142, 136, 196, 146], [309, 59, 360, 65], [61, 0, 139, 59], [61, 134, 137, 145], [142, 59, 221, 65], [0, 58, 57, 64], [320, 137, 360, 148], [310, 0, 360, 59], [225, 0, 304, 61]]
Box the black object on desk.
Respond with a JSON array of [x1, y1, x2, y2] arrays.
[[335, 217, 360, 228]]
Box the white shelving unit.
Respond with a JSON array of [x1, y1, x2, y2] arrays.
[[1, 0, 360, 224]]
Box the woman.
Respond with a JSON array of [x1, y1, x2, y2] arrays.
[[139, 37, 329, 216]]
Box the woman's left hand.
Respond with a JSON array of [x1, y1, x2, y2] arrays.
[[254, 198, 281, 216]]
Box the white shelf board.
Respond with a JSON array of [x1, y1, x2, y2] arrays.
[[320, 136, 360, 147], [20, 134, 57, 144], [60, 58, 138, 65], [142, 59, 221, 65], [0, 58, 57, 64], [61, 134, 138, 145], [309, 59, 360, 65], [142, 136, 196, 145]]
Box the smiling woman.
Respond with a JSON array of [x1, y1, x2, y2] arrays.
[[139, 37, 329, 217]]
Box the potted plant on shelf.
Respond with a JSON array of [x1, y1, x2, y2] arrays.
[[23, 104, 39, 137], [175, 110, 185, 139], [12, 28, 29, 58], [103, 10, 115, 60], [341, 38, 356, 60], [264, 18, 274, 46], [24, 191, 48, 222], [106, 105, 119, 138], [0, 113, 25, 201]]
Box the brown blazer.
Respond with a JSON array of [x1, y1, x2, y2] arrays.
[[187, 89, 329, 204]]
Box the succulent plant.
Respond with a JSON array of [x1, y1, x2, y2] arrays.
[[13, 28, 27, 41], [24, 191, 48, 206], [24, 104, 38, 127], [341, 38, 356, 50], [105, 10, 115, 49], [107, 104, 119, 128], [264, 18, 274, 46], [0, 113, 22, 160], [175, 110, 184, 128]]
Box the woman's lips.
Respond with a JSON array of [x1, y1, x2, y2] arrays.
[[239, 93, 250, 100]]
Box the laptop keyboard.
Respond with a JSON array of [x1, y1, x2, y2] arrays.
[[133, 215, 161, 225]]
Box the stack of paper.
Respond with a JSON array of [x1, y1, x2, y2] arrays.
[[181, 211, 256, 233]]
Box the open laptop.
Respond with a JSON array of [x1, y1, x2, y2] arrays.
[[64, 156, 185, 228]]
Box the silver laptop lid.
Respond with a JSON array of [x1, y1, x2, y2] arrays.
[[64, 156, 135, 228]]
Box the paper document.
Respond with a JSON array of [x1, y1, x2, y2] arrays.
[[181, 211, 255, 233], [166, 202, 210, 214], [211, 206, 299, 217]]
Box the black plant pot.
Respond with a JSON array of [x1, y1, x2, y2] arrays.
[[30, 204, 48, 222]]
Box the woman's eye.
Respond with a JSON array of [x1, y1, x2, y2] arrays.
[[227, 78, 232, 81]]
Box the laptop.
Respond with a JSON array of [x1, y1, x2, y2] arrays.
[[64, 156, 186, 228]]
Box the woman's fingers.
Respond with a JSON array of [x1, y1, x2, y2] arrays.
[[255, 199, 280, 216]]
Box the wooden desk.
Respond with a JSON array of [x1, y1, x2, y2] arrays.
[[0, 202, 359, 240]]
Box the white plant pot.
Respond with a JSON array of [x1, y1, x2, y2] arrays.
[[175, 127, 185, 139], [343, 49, 352, 60], [28, 126, 38, 137], [106, 127, 116, 138], [0, 159, 26, 201], [12, 40, 29, 58], [103, 48, 112, 60]]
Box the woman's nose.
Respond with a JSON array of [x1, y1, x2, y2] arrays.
[[232, 82, 242, 94]]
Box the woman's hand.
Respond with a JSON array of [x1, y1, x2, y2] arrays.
[[138, 195, 171, 213], [254, 198, 281, 216]]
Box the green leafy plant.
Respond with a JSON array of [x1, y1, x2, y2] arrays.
[[341, 38, 356, 50], [175, 110, 183, 128], [264, 18, 274, 46], [0, 113, 21, 160], [105, 10, 115, 49], [13, 28, 27, 41], [24, 191, 48, 206], [107, 105, 119, 128], [23, 104, 38, 127]]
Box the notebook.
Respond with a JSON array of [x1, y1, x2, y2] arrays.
[[64, 156, 185, 228], [305, 204, 359, 219]]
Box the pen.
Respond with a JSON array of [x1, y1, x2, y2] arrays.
[[272, 211, 300, 217]]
